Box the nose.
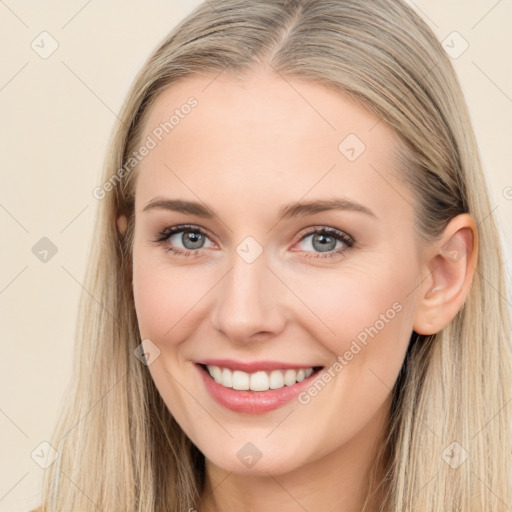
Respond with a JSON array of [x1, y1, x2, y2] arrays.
[[210, 250, 287, 343]]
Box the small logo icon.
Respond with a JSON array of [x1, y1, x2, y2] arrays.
[[236, 236, 263, 264], [338, 133, 366, 161], [134, 339, 161, 366], [441, 441, 469, 469], [32, 237, 58, 263], [31, 441, 59, 468], [440, 236, 467, 263], [31, 31, 59, 59], [442, 32, 469, 59], [237, 442, 263, 468]]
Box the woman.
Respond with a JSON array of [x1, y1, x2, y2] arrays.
[[34, 0, 512, 510]]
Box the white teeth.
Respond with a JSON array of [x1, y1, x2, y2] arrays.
[[232, 370, 249, 390], [269, 370, 284, 389], [283, 369, 297, 386], [205, 365, 317, 391], [221, 367, 232, 388], [210, 365, 222, 383], [249, 371, 269, 391]]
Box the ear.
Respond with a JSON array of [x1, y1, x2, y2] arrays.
[[117, 214, 128, 235], [413, 213, 478, 335]]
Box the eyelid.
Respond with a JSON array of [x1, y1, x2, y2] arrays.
[[154, 224, 213, 242], [291, 226, 354, 256], [153, 223, 355, 259], [296, 225, 353, 242], [153, 224, 216, 253]]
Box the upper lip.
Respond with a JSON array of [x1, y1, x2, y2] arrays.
[[196, 359, 322, 373]]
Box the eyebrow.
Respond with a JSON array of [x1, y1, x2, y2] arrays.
[[142, 197, 377, 220]]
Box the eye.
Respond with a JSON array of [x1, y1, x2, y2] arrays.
[[152, 224, 355, 260], [293, 226, 354, 259], [152, 224, 215, 257]]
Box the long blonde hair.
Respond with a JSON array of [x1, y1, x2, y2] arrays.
[[38, 0, 512, 510]]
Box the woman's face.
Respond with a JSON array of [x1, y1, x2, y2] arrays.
[[129, 70, 427, 476]]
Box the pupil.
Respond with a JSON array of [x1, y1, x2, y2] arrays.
[[183, 231, 203, 249], [313, 234, 335, 252]]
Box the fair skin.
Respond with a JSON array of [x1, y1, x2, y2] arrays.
[[118, 69, 477, 512]]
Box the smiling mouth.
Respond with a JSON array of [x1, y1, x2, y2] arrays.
[[197, 363, 324, 392]]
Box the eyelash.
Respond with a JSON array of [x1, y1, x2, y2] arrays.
[[152, 224, 355, 260]]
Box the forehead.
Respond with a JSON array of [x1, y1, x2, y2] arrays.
[[134, 69, 415, 224]]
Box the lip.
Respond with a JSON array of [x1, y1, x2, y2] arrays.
[[195, 363, 324, 414], [196, 358, 320, 373]]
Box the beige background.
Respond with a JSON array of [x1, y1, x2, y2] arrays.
[[0, 1, 511, 510]]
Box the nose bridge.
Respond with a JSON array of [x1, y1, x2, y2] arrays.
[[211, 245, 285, 341]]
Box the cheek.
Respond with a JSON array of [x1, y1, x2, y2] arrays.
[[132, 244, 216, 343], [133, 263, 186, 340], [132, 236, 172, 338], [286, 265, 417, 443], [288, 260, 417, 376], [131, 248, 209, 422], [133, 262, 171, 339]]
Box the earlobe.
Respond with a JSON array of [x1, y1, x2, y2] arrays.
[[413, 214, 478, 335], [117, 215, 128, 235]]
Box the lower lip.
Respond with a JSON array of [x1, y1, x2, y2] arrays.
[[196, 364, 324, 414]]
